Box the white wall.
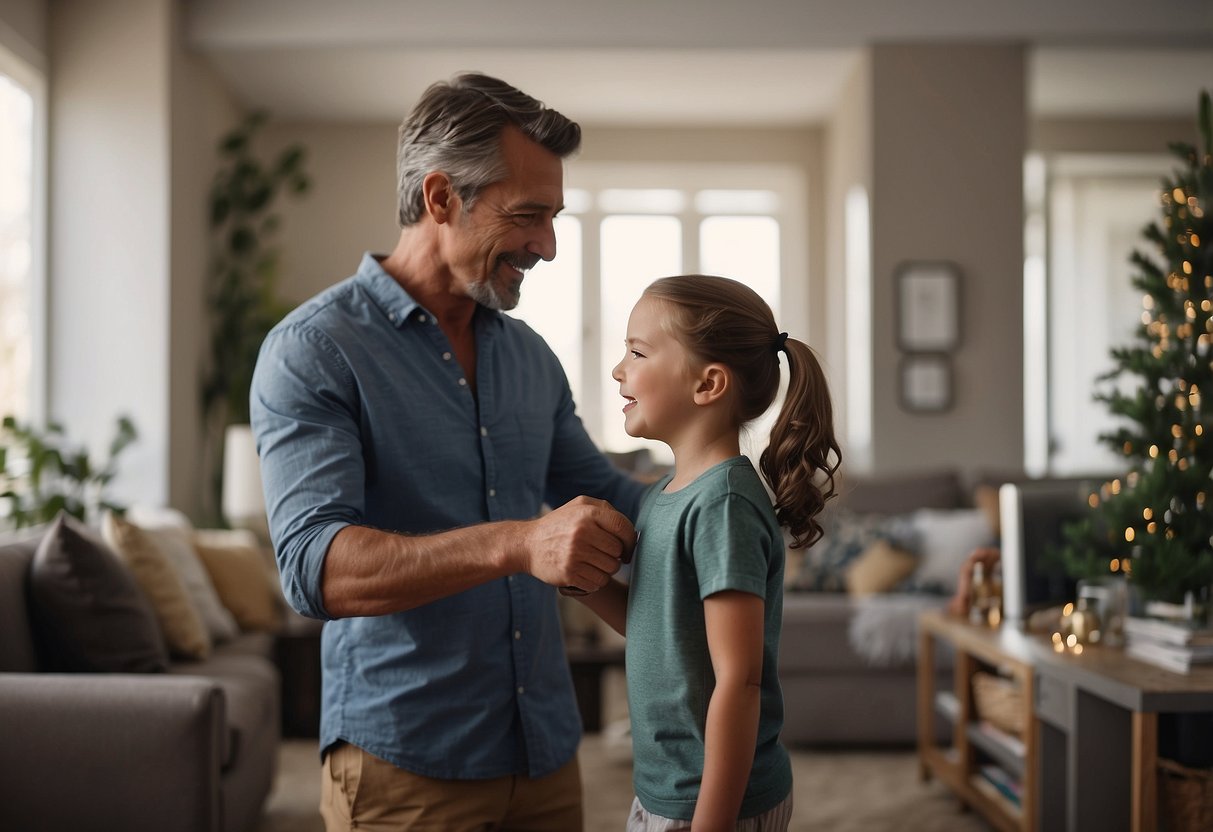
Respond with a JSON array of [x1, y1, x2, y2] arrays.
[[169, 3, 242, 520], [47, 0, 240, 518], [49, 0, 173, 508], [824, 55, 873, 471]]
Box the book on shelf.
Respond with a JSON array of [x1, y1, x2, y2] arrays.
[[1123, 616, 1213, 647], [978, 764, 1022, 806], [977, 719, 1026, 758], [1125, 640, 1213, 674]]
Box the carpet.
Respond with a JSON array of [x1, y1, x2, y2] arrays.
[[256, 736, 991, 831]]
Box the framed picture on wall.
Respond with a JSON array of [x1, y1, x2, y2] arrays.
[[896, 261, 961, 352], [899, 354, 953, 412]]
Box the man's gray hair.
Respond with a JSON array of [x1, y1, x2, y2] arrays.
[[395, 73, 581, 227]]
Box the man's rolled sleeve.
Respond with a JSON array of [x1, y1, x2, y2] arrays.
[[250, 322, 366, 620]]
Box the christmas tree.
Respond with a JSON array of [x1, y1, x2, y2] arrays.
[[1060, 90, 1213, 606]]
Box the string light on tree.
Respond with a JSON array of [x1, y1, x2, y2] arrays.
[[1059, 90, 1213, 607]]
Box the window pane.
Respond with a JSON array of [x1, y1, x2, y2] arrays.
[[699, 215, 780, 319], [599, 189, 686, 214], [694, 189, 780, 215], [600, 215, 681, 457], [0, 72, 33, 420], [511, 216, 583, 403]]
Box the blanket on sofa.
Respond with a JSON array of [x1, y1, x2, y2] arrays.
[[848, 592, 949, 667]]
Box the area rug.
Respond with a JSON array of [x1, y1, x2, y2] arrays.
[[257, 737, 990, 832]]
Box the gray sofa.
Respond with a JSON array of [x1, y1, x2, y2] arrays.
[[778, 469, 976, 746], [0, 524, 280, 832]]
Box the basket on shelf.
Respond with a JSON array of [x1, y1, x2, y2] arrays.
[[971, 671, 1024, 737], [1159, 757, 1213, 832]]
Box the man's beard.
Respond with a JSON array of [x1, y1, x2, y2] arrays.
[[468, 253, 537, 310]]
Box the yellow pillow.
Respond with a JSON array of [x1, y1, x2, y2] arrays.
[[973, 484, 1002, 538], [844, 539, 918, 597], [191, 537, 283, 633], [102, 512, 211, 660]]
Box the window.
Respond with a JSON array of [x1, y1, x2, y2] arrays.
[[0, 46, 45, 423], [1025, 153, 1171, 475], [512, 163, 808, 464]]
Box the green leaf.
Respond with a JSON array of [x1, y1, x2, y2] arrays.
[[230, 226, 257, 255]]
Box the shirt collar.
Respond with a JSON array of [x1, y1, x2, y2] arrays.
[[355, 251, 504, 330]]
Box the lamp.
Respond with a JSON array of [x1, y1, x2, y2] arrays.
[[221, 424, 267, 538]]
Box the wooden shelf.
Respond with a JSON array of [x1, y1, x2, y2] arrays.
[[918, 611, 1038, 832]]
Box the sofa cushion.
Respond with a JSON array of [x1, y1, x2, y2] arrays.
[[27, 513, 169, 673], [0, 528, 43, 672], [146, 525, 240, 644], [192, 535, 283, 633], [103, 512, 212, 660], [170, 649, 279, 771], [845, 539, 919, 597], [908, 508, 996, 593], [788, 510, 917, 593]]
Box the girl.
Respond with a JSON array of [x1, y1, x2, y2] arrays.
[[576, 274, 841, 831]]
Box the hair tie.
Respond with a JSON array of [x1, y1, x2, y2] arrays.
[[774, 331, 789, 352]]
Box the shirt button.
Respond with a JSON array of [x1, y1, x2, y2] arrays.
[[417, 314, 427, 323], [442, 352, 452, 361], [388, 313, 396, 322], [458, 378, 467, 386], [488, 488, 496, 497], [514, 630, 521, 639], [480, 427, 488, 437], [517, 686, 525, 695]]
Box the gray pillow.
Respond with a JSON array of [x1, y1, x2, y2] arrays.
[[28, 512, 169, 672]]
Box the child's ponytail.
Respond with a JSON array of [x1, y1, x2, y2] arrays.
[[758, 337, 841, 549]]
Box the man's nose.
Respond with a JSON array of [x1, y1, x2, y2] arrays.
[[528, 218, 557, 262]]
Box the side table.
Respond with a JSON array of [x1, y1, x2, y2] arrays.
[[566, 643, 625, 732], [274, 619, 323, 738]]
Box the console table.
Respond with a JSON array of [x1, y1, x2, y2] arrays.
[[918, 609, 1213, 832]]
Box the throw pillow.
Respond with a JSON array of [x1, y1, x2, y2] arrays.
[[27, 512, 169, 672], [192, 536, 283, 632], [789, 510, 918, 593], [102, 512, 212, 660], [145, 525, 240, 643], [845, 539, 919, 597], [910, 508, 997, 593], [973, 484, 1002, 537]]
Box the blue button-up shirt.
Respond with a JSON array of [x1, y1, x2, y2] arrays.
[[250, 253, 645, 779]]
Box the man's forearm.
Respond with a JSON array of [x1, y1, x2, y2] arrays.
[[320, 522, 523, 617]]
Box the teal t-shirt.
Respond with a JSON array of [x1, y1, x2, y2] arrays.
[[625, 456, 793, 820]]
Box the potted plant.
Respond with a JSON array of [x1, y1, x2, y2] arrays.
[[201, 111, 310, 522], [0, 414, 137, 529]]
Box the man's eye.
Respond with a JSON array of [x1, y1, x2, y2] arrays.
[[513, 214, 537, 225]]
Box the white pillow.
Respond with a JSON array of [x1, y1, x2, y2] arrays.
[[911, 508, 995, 592], [145, 525, 240, 643]]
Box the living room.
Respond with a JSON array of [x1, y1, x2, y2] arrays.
[[1, 1, 1211, 830]]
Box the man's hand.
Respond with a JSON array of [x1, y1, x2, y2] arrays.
[[518, 496, 637, 593]]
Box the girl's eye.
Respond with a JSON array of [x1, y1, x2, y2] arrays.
[[630, 350, 645, 359]]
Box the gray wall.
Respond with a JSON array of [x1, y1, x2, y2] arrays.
[[869, 43, 1027, 475], [0, 0, 46, 71]]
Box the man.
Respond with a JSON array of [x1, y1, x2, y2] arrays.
[[251, 73, 644, 831]]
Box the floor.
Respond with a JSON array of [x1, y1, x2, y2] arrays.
[[257, 669, 992, 831]]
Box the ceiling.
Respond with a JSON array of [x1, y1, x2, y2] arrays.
[[185, 0, 1213, 126]]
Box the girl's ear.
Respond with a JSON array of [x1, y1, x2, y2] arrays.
[[693, 364, 731, 406], [422, 172, 456, 223]]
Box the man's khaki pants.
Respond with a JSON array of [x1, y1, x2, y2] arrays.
[[320, 741, 583, 831]]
